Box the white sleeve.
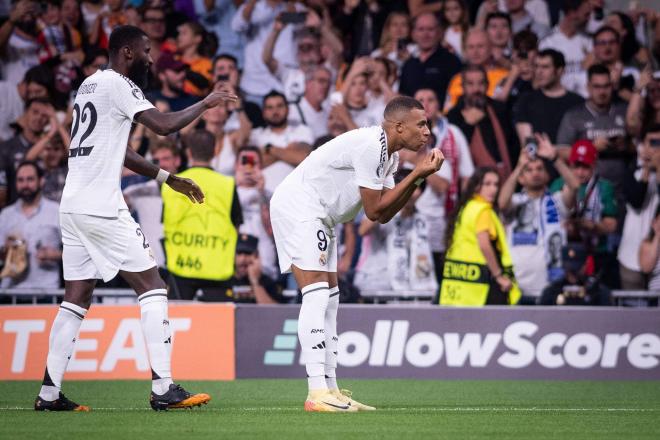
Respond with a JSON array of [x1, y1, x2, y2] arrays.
[[355, 142, 387, 191], [112, 76, 155, 121], [383, 152, 399, 189], [451, 125, 475, 178]]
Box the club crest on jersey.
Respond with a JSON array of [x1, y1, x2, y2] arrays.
[[132, 88, 145, 100], [319, 252, 327, 266]]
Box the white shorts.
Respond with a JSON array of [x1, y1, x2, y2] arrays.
[[60, 210, 157, 282], [271, 215, 337, 274]]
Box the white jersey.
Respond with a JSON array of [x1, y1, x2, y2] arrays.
[[60, 69, 155, 217], [272, 126, 398, 227]]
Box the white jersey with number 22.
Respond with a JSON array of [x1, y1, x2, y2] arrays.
[[60, 69, 155, 217]]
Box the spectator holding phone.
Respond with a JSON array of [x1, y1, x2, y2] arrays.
[[627, 69, 660, 141], [234, 146, 277, 279]]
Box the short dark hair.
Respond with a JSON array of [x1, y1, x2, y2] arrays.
[[485, 12, 511, 29], [537, 48, 566, 69], [643, 124, 660, 140], [108, 25, 148, 57], [513, 30, 538, 53], [23, 65, 53, 91], [25, 97, 53, 110], [213, 53, 238, 68], [16, 160, 44, 179], [263, 90, 287, 107], [561, 0, 586, 13], [587, 64, 611, 82], [236, 145, 262, 162], [383, 96, 424, 120], [593, 25, 620, 43], [460, 63, 488, 85], [183, 129, 215, 162]]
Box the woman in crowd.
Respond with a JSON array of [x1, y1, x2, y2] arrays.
[[370, 11, 411, 69], [605, 11, 650, 70], [441, 0, 470, 60], [627, 69, 660, 140], [440, 167, 521, 306]]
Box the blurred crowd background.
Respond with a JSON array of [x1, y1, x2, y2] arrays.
[[0, 0, 659, 306]]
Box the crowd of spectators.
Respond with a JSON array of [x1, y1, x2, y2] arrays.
[[1, 0, 659, 306]]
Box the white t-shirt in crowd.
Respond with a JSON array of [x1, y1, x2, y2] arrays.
[[349, 102, 383, 128], [540, 28, 592, 98], [249, 122, 314, 194], [443, 27, 464, 60], [0, 81, 24, 141], [273, 126, 398, 227], [60, 69, 155, 217], [288, 96, 330, 141], [237, 185, 278, 279], [123, 180, 166, 267], [231, 0, 300, 97], [1, 33, 39, 85], [618, 172, 658, 272], [414, 162, 452, 252]]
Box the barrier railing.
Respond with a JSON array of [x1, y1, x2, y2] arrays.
[[1, 287, 658, 305]]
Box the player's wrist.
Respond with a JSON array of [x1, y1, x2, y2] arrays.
[[156, 169, 170, 184]]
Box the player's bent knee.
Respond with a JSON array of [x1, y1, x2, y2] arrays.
[[63, 279, 96, 309]]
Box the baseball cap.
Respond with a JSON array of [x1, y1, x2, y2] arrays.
[[236, 234, 259, 254], [156, 52, 186, 74], [569, 139, 597, 166]]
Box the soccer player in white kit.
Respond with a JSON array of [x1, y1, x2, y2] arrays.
[[270, 96, 444, 412], [34, 26, 237, 412]]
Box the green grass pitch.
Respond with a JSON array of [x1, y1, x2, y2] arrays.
[[1, 379, 659, 439]]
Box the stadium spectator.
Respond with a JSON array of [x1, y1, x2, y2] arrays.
[[413, 88, 462, 281], [618, 127, 660, 290], [211, 54, 265, 129], [485, 12, 513, 69], [506, 0, 550, 40], [0, 98, 53, 208], [556, 64, 630, 204], [408, 0, 443, 18], [514, 49, 584, 145], [248, 91, 313, 194], [605, 11, 651, 71], [493, 30, 537, 109], [89, 0, 130, 49], [231, 0, 300, 105], [288, 65, 332, 141], [399, 12, 462, 108], [538, 0, 592, 97], [354, 171, 436, 294], [162, 129, 243, 301], [440, 167, 522, 306], [194, 0, 245, 66], [0, 161, 61, 289], [499, 134, 579, 303], [61, 0, 84, 36], [539, 242, 611, 305], [141, 6, 168, 81], [234, 146, 277, 280], [176, 21, 214, 96], [79, 48, 109, 81], [80, 0, 104, 33], [148, 51, 199, 112], [440, 0, 469, 60], [199, 90, 252, 177], [445, 28, 509, 111], [334, 0, 389, 60], [549, 139, 618, 286], [332, 59, 383, 130], [640, 208, 660, 293], [123, 140, 181, 272], [0, 65, 52, 142], [35, 134, 68, 203], [370, 11, 412, 68], [0, 0, 41, 84], [262, 20, 323, 103], [230, 233, 284, 304], [447, 64, 518, 182], [366, 57, 397, 118], [627, 69, 660, 141]]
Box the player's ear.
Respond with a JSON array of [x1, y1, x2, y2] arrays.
[[396, 121, 404, 134], [123, 45, 133, 60]]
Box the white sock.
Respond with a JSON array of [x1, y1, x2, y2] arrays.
[[299, 282, 330, 392], [138, 289, 173, 395], [325, 286, 339, 390], [39, 301, 87, 401]]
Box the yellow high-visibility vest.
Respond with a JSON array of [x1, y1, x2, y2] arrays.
[[440, 197, 521, 306], [162, 167, 237, 280]]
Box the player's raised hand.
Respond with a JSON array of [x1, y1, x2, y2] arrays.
[[167, 175, 205, 204], [415, 148, 444, 178], [203, 83, 238, 109]]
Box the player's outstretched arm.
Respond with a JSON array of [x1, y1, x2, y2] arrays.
[[135, 87, 237, 136], [360, 149, 443, 224], [124, 147, 204, 203]]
